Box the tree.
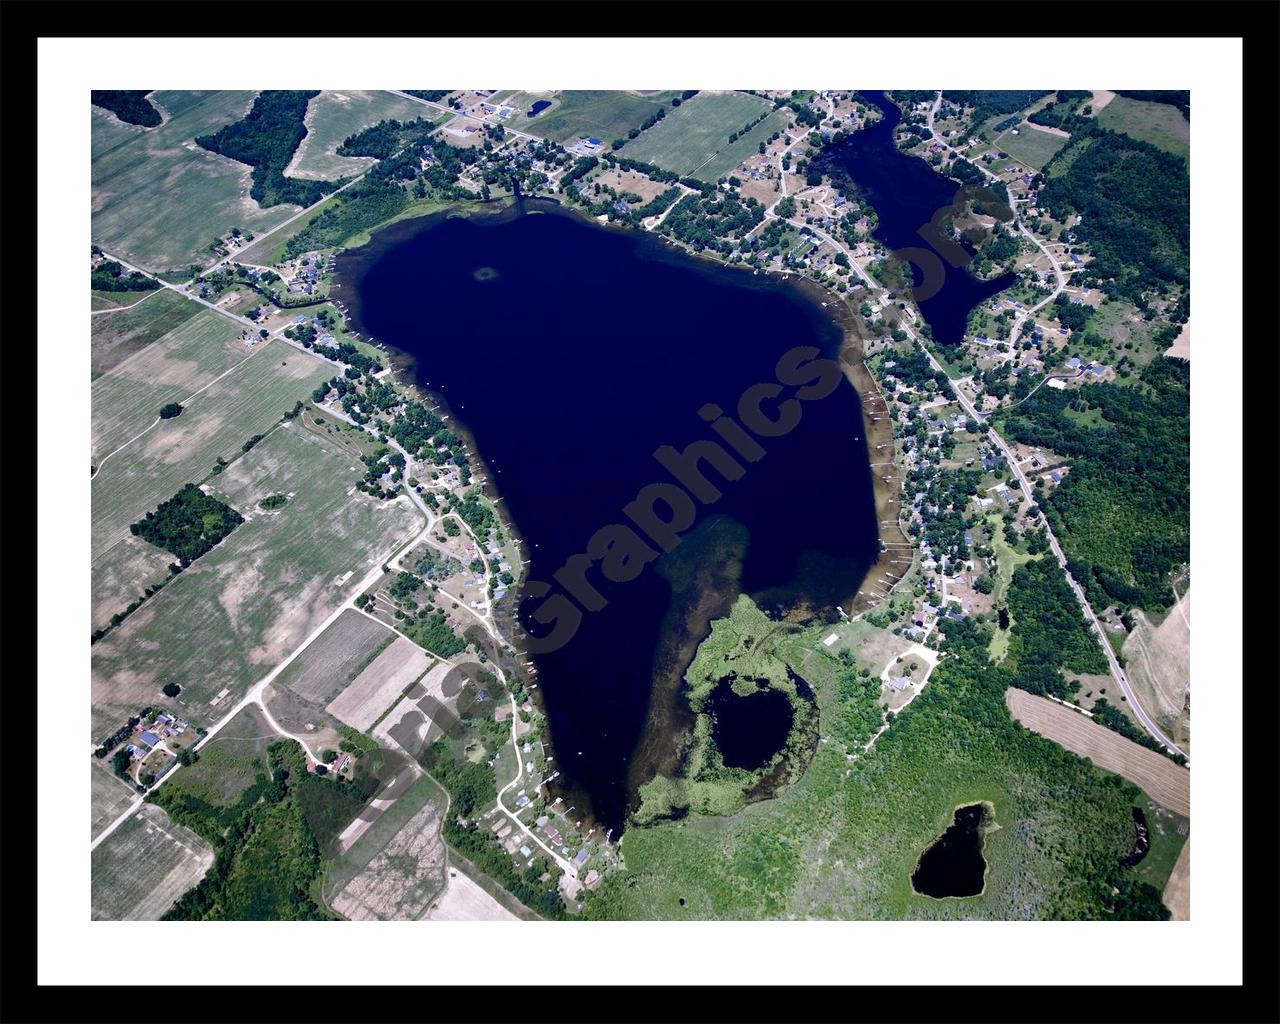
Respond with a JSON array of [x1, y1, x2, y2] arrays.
[[162, 682, 182, 698], [159, 403, 184, 419]]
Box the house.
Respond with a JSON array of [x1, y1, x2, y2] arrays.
[[138, 730, 160, 748], [584, 869, 601, 889], [1066, 357, 1082, 369], [574, 848, 590, 866], [1050, 471, 1063, 483], [515, 794, 530, 808], [1091, 364, 1106, 376], [520, 845, 532, 858], [964, 531, 974, 546], [889, 676, 912, 692]]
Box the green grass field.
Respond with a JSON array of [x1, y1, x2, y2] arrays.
[[91, 804, 215, 920], [1098, 96, 1190, 160], [158, 704, 277, 807], [92, 90, 299, 273], [995, 124, 1069, 170], [289, 90, 443, 181], [91, 419, 422, 740], [621, 92, 786, 179], [91, 309, 249, 464], [91, 288, 203, 377], [523, 90, 683, 144]]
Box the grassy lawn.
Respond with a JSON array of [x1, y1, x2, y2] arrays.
[[985, 514, 1037, 662], [159, 704, 277, 807], [90, 400, 422, 740], [622, 92, 786, 179], [1098, 96, 1189, 160], [93, 90, 300, 274], [523, 90, 683, 144], [289, 90, 444, 180], [995, 125, 1069, 171]]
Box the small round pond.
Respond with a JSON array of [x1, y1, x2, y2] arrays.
[[707, 679, 793, 771], [910, 803, 992, 899]]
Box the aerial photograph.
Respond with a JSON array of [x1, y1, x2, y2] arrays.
[[88, 86, 1191, 924]]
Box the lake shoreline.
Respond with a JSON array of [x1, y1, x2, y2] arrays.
[[332, 198, 902, 830]]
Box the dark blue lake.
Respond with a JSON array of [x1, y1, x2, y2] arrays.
[[816, 90, 1015, 345], [339, 204, 879, 830]]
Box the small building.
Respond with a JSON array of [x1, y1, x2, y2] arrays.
[[574, 848, 590, 866], [1066, 357, 1082, 369], [519, 845, 532, 858]]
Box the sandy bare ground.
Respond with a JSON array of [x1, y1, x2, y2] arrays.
[[1163, 836, 1190, 920], [331, 786, 447, 921], [326, 637, 431, 732], [1026, 122, 1070, 139], [425, 868, 518, 921], [1165, 319, 1191, 360], [1091, 90, 1116, 113], [1005, 689, 1190, 816], [1122, 590, 1190, 749]]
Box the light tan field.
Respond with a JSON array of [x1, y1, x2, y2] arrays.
[[328, 776, 448, 921], [1165, 319, 1191, 360], [587, 167, 671, 204], [1005, 688, 1190, 816], [327, 636, 432, 732], [425, 868, 518, 921], [1163, 836, 1190, 920], [1091, 90, 1116, 113], [1122, 589, 1191, 752], [91, 804, 214, 920]]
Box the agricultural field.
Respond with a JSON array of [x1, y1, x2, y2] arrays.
[[994, 123, 1069, 170], [287, 90, 443, 180], [323, 774, 449, 920], [92, 90, 298, 274], [90, 762, 137, 841], [90, 339, 330, 559], [327, 635, 433, 733], [1122, 589, 1191, 752], [621, 91, 787, 179], [271, 608, 396, 707], [1004, 688, 1190, 816], [522, 89, 684, 144], [91, 308, 249, 464], [90, 421, 422, 740], [91, 288, 160, 312], [425, 867, 520, 921], [91, 804, 215, 920], [90, 288, 202, 377], [1098, 96, 1190, 160]]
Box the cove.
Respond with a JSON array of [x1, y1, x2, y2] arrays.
[[815, 90, 1016, 346], [337, 203, 880, 831]]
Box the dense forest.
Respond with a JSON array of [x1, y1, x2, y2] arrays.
[[1038, 131, 1189, 304], [1000, 357, 1189, 611], [91, 259, 160, 293], [1005, 557, 1110, 699], [91, 90, 162, 127], [196, 90, 339, 209], [943, 90, 1052, 130], [158, 741, 330, 920], [282, 121, 477, 258], [129, 484, 244, 565]]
